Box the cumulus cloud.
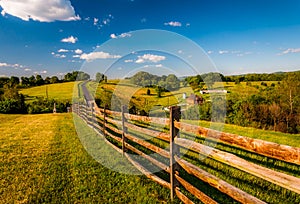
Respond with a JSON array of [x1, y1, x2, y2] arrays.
[[0, 62, 9, 67], [164, 21, 182, 27], [24, 68, 31, 71], [155, 64, 163, 68], [80, 51, 121, 62], [1, 10, 5, 17], [135, 54, 166, 64], [74, 49, 83, 54], [61, 36, 78, 44], [110, 32, 131, 39], [110, 34, 117, 39], [58, 49, 69, 53], [0, 0, 80, 22], [73, 55, 81, 58], [278, 48, 300, 56]]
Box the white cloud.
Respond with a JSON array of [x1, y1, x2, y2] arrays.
[[41, 70, 47, 74], [110, 32, 131, 39], [110, 34, 117, 39], [1, 10, 6, 16], [0, 62, 23, 68], [58, 49, 69, 53], [135, 54, 166, 64], [61, 36, 78, 44], [0, 62, 9, 67], [119, 33, 131, 38], [0, 0, 80, 22], [278, 48, 300, 56], [178, 50, 183, 54], [53, 53, 67, 59], [186, 23, 191, 27], [80, 51, 121, 62], [155, 64, 163, 68], [164, 21, 182, 27], [74, 49, 83, 54], [24, 68, 31, 71], [93, 18, 99, 25], [51, 52, 55, 55], [219, 50, 229, 54], [73, 55, 81, 58], [124, 59, 133, 63], [84, 17, 90, 21], [207, 51, 213, 54]]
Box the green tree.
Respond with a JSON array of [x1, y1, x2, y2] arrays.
[[50, 76, 59, 84], [10, 76, 20, 86], [36, 75, 44, 86]]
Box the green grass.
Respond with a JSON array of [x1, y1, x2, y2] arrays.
[[0, 113, 174, 203], [183, 119, 300, 148], [20, 82, 79, 101], [93, 112, 300, 203]]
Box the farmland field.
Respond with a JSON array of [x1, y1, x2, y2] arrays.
[[20, 82, 78, 101], [0, 113, 174, 203]]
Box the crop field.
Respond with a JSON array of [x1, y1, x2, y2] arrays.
[[0, 113, 173, 203]]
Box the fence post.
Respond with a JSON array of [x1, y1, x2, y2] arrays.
[[103, 104, 107, 136], [170, 106, 181, 201], [121, 105, 128, 155], [91, 102, 94, 127]]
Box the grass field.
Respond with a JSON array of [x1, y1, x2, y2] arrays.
[[0, 113, 174, 203], [20, 82, 78, 101], [183, 119, 300, 148]]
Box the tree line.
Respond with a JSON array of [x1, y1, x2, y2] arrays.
[[0, 71, 90, 88], [184, 71, 293, 87]]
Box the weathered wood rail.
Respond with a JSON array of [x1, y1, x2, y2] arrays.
[[73, 101, 300, 203]]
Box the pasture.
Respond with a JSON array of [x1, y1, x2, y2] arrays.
[[20, 82, 78, 101], [0, 113, 173, 203]]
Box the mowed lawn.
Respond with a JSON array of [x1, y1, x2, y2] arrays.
[[0, 114, 172, 203]]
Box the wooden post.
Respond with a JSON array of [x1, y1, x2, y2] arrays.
[[53, 103, 56, 114], [122, 105, 128, 155], [170, 106, 181, 201], [103, 105, 107, 136], [91, 102, 94, 127]]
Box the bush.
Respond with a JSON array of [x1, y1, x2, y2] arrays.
[[27, 97, 69, 114]]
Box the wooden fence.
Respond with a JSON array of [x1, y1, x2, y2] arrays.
[[72, 101, 300, 203]]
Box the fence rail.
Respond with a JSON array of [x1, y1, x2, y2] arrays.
[[73, 101, 300, 203]]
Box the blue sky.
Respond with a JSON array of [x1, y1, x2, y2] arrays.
[[0, 0, 300, 78]]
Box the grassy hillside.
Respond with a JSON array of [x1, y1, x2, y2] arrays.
[[20, 82, 78, 101], [0, 113, 173, 203]]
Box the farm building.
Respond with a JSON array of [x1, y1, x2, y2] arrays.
[[200, 89, 227, 94], [186, 94, 204, 105]]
